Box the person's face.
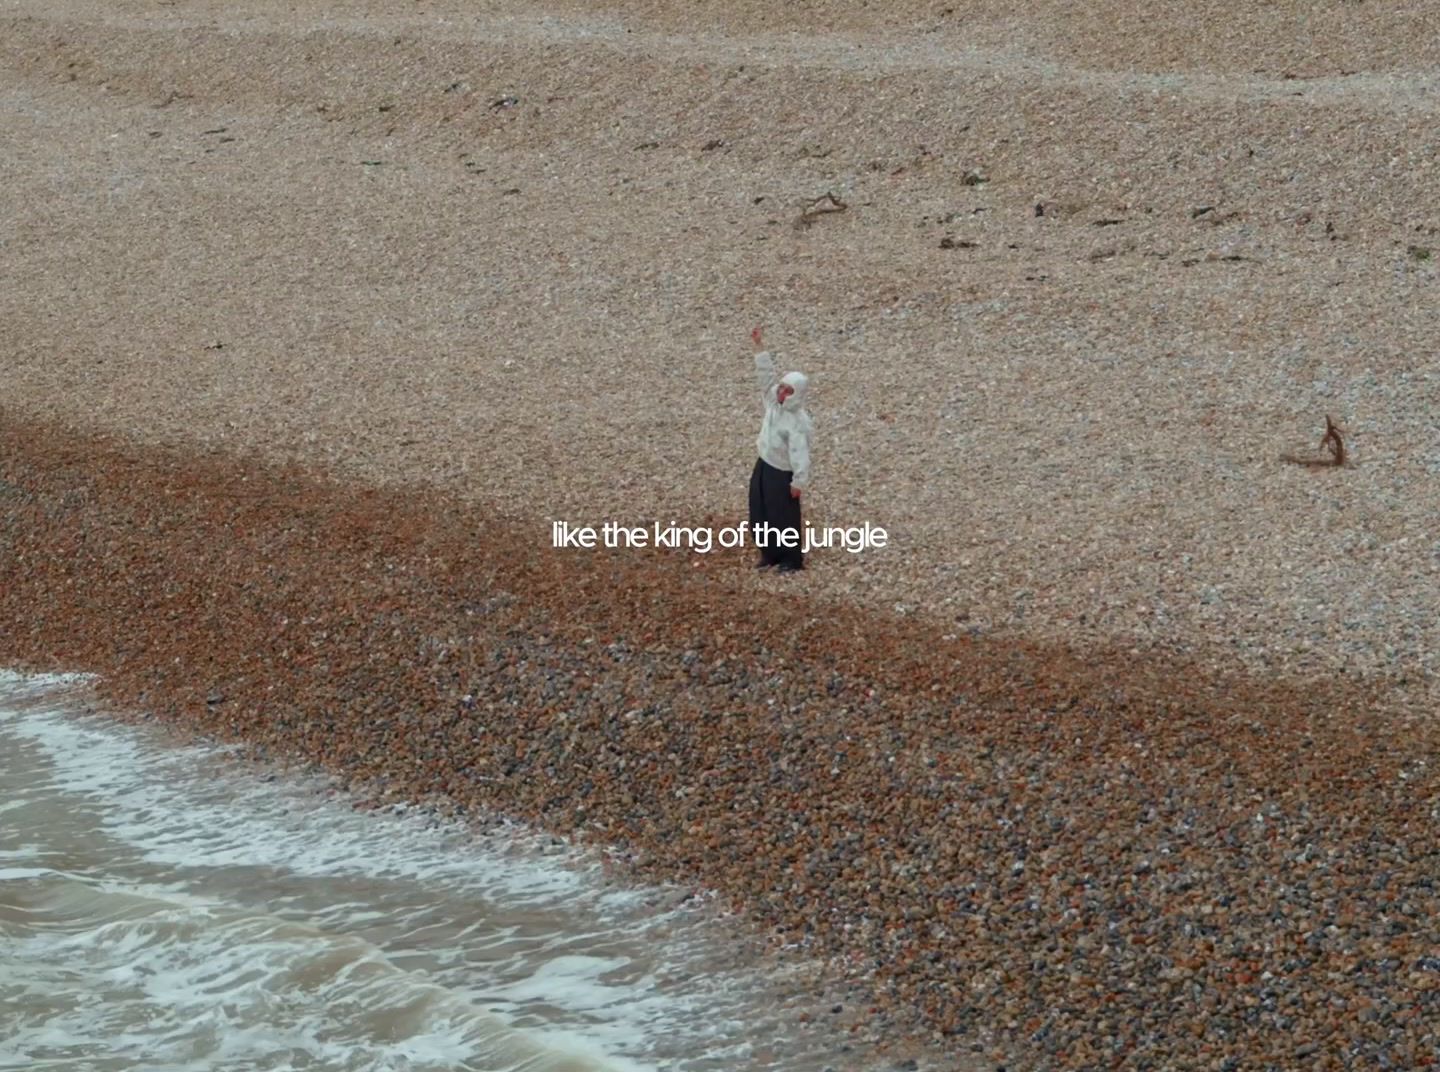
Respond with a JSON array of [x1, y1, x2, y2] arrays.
[[776, 384, 794, 405]]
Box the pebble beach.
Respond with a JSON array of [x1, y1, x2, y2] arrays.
[[4, 1, 1440, 1068]]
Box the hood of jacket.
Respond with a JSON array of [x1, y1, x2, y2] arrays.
[[778, 371, 809, 411]]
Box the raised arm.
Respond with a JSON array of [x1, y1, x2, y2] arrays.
[[754, 350, 779, 399], [750, 324, 778, 399]]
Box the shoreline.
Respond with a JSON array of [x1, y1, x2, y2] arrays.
[[5, 417, 1437, 1069], [1, 668, 895, 1072]]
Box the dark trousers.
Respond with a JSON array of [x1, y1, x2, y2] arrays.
[[748, 458, 804, 570]]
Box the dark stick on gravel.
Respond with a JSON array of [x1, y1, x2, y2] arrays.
[[1283, 414, 1348, 469]]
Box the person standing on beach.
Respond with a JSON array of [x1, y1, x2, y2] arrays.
[[748, 325, 812, 573]]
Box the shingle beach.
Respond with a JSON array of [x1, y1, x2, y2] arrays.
[[3, 1, 1439, 1068]]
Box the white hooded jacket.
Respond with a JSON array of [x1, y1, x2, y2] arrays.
[[754, 351, 813, 489]]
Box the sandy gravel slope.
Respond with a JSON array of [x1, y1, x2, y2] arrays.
[[5, 0, 1440, 695]]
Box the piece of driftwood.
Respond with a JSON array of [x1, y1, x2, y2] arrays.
[[1283, 415, 1347, 468], [1321, 414, 1346, 465], [794, 192, 848, 229]]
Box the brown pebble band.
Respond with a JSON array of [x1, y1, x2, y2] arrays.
[[2, 418, 1434, 1070]]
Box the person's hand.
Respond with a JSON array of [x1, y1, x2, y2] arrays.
[[750, 324, 764, 351], [790, 486, 802, 499]]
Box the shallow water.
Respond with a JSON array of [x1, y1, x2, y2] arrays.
[[0, 671, 882, 1072]]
